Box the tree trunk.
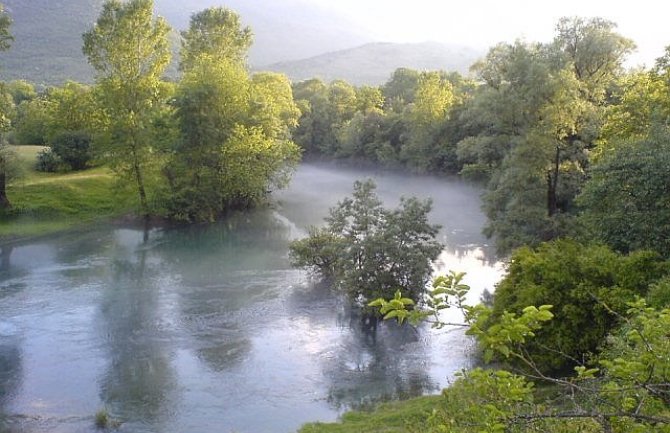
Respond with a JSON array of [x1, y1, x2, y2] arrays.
[[131, 148, 149, 218], [547, 145, 560, 217], [0, 169, 10, 210]]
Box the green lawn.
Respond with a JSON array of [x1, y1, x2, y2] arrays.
[[298, 395, 441, 433], [0, 145, 137, 241]]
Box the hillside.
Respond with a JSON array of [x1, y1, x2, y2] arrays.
[[261, 42, 483, 85], [1, 0, 102, 85], [0, 0, 371, 85], [157, 0, 371, 66]]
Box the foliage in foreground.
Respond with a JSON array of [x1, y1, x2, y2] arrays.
[[289, 179, 442, 305], [490, 239, 668, 372], [353, 273, 670, 433]]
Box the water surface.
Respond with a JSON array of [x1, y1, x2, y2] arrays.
[[0, 163, 502, 433]]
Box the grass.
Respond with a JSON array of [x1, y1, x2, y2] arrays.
[[94, 408, 121, 429], [94, 409, 110, 429], [0, 145, 137, 242], [298, 395, 441, 433]]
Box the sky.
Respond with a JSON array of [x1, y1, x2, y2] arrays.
[[308, 0, 670, 68]]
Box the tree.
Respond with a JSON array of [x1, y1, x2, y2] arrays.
[[0, 3, 10, 52], [0, 2, 12, 210], [168, 10, 300, 222], [401, 71, 455, 171], [372, 274, 670, 432], [50, 131, 93, 171], [6, 80, 36, 106], [83, 0, 171, 217], [289, 179, 443, 306], [292, 78, 337, 155], [578, 130, 670, 257], [600, 47, 670, 151], [599, 70, 666, 150], [382, 68, 420, 106], [456, 17, 632, 254], [489, 239, 667, 372], [554, 17, 635, 102], [45, 81, 99, 141], [179, 7, 252, 71], [12, 97, 50, 145]]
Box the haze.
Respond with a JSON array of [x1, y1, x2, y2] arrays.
[[307, 0, 670, 67]]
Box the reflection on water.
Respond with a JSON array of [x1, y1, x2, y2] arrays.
[[0, 163, 503, 433], [97, 233, 178, 430]]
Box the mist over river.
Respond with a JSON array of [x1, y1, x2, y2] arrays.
[[0, 163, 503, 433]]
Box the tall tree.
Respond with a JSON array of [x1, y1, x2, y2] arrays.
[[401, 71, 455, 170], [0, 3, 10, 52], [168, 8, 300, 222], [0, 2, 12, 210], [83, 0, 171, 217], [458, 17, 632, 253]]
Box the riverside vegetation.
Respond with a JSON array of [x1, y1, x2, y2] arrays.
[[1, 1, 670, 432]]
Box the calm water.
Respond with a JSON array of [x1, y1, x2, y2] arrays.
[[0, 163, 503, 433]]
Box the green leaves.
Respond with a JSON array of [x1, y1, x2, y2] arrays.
[[488, 239, 668, 372], [168, 28, 300, 221], [368, 290, 415, 324], [83, 0, 172, 216], [179, 7, 252, 71], [469, 305, 554, 363], [290, 180, 443, 305], [579, 129, 670, 258]]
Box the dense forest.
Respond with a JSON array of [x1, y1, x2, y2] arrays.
[[1, 0, 670, 432]]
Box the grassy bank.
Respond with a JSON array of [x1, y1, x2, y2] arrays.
[[0, 145, 136, 242], [298, 395, 441, 433]]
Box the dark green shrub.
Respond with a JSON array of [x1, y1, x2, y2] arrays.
[[647, 276, 670, 308], [289, 179, 443, 305], [50, 130, 92, 171], [490, 239, 668, 372]]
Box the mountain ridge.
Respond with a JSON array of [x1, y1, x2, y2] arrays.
[[261, 41, 483, 85], [0, 1, 481, 86]]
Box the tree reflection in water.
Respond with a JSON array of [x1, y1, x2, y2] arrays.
[[97, 230, 177, 428]]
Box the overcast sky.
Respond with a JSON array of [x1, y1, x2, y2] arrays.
[[308, 0, 669, 67]]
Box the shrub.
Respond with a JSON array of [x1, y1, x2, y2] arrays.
[[289, 179, 443, 306], [489, 239, 668, 372], [35, 148, 65, 172], [50, 130, 92, 171]]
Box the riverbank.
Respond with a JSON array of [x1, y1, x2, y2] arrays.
[[0, 145, 137, 243], [298, 395, 441, 432]]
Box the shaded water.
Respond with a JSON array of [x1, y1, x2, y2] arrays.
[[0, 163, 503, 433]]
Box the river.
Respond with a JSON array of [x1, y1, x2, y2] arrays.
[[0, 163, 503, 433]]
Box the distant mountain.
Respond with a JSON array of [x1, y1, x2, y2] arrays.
[[261, 42, 484, 85], [1, 0, 102, 85], [157, 0, 371, 66], [0, 0, 372, 85]]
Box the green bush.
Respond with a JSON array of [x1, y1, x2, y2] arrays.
[[289, 179, 442, 305], [35, 148, 66, 172], [578, 130, 670, 257], [50, 130, 92, 171], [647, 276, 670, 308], [489, 239, 668, 372]]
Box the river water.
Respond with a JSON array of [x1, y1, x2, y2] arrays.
[[0, 163, 503, 433]]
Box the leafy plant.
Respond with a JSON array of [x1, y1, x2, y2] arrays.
[[290, 179, 442, 305], [50, 130, 92, 171], [35, 147, 65, 172]]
